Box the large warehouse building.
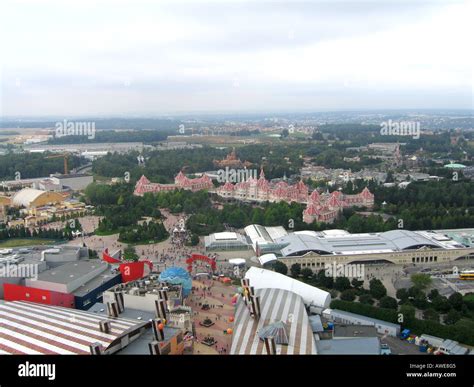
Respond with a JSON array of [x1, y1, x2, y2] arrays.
[[251, 228, 474, 270], [1, 246, 121, 309], [22, 260, 122, 309], [52, 173, 93, 191]]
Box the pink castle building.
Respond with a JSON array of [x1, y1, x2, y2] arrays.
[[302, 187, 374, 224], [216, 168, 309, 203], [134, 169, 374, 225], [134, 172, 213, 196], [217, 169, 374, 224]]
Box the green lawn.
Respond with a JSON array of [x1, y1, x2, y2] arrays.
[[0, 238, 56, 248]]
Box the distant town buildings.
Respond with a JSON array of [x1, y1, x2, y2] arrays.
[[300, 165, 387, 185]]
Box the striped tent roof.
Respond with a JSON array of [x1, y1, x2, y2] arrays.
[[230, 288, 317, 355], [0, 301, 148, 355]]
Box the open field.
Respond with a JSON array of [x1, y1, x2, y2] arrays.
[[167, 134, 283, 146]]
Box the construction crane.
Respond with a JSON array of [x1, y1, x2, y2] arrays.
[[45, 152, 71, 175]]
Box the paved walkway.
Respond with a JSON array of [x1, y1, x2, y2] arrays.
[[187, 278, 235, 355], [65, 211, 239, 355]]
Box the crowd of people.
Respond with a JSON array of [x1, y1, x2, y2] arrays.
[[71, 211, 236, 355]]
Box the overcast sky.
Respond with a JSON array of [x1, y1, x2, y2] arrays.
[[0, 0, 472, 116]]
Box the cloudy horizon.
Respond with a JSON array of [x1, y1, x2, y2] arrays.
[[1, 0, 473, 116]]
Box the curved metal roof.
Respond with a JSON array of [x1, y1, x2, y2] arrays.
[[381, 230, 440, 250], [276, 229, 445, 257], [12, 188, 63, 207]]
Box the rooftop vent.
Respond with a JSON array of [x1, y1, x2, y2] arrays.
[[258, 321, 289, 345]]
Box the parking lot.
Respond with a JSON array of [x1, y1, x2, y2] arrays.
[[380, 335, 426, 355]]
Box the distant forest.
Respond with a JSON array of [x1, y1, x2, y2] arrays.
[[0, 153, 86, 180]]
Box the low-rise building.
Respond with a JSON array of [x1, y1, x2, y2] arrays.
[[315, 337, 381, 355], [51, 173, 93, 191], [89, 277, 189, 355], [244, 224, 288, 253], [322, 309, 400, 337], [103, 275, 184, 313], [3, 257, 121, 310], [204, 231, 250, 251]]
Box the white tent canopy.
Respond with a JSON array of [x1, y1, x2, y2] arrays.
[[228, 258, 246, 265], [244, 267, 331, 309], [258, 253, 277, 266]]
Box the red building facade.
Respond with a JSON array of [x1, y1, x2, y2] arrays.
[[3, 283, 75, 308]]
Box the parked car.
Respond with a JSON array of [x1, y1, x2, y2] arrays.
[[381, 343, 391, 355]]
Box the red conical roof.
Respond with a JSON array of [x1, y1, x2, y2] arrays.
[[309, 190, 320, 202], [137, 175, 150, 185]]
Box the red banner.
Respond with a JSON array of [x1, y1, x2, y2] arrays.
[[102, 250, 121, 264], [102, 250, 153, 282], [186, 253, 217, 272]]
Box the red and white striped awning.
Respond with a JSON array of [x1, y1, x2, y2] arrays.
[[0, 301, 147, 355]]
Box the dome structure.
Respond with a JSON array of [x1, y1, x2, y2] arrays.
[[12, 188, 63, 208], [159, 267, 192, 296]]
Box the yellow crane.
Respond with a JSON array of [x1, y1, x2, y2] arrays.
[[45, 152, 70, 175]]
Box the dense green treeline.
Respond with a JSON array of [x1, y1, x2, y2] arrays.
[[0, 153, 86, 180], [85, 183, 168, 244], [85, 183, 164, 238], [92, 148, 226, 182], [0, 225, 72, 241], [371, 180, 474, 230], [91, 144, 310, 182], [88, 143, 297, 182], [118, 221, 168, 244]]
